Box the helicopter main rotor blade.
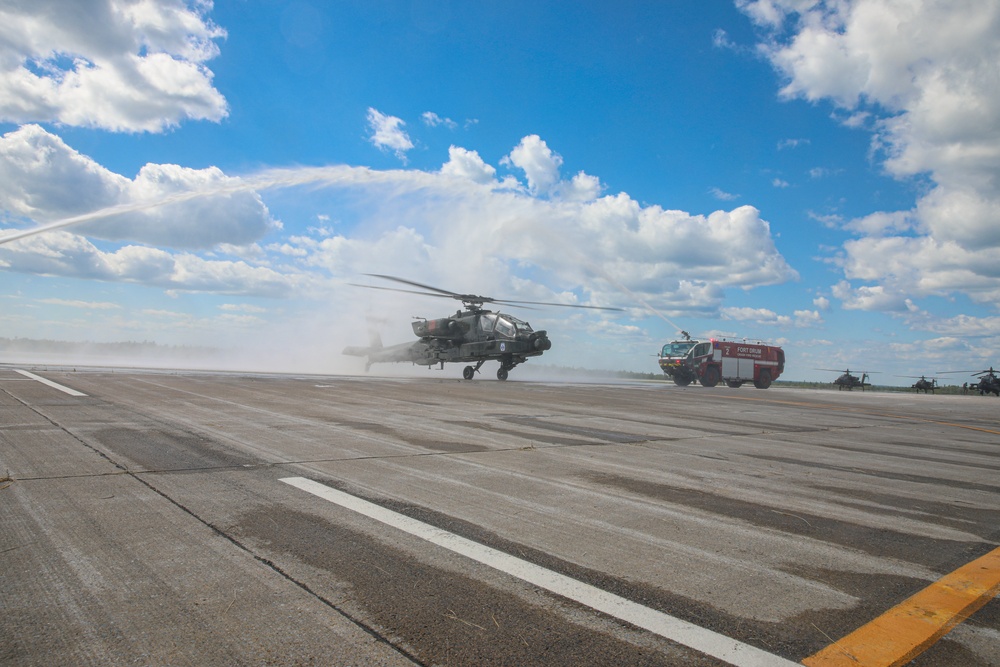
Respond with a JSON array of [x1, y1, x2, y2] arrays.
[[364, 274, 469, 299], [489, 297, 624, 312], [938, 369, 995, 375], [362, 273, 624, 311], [348, 283, 459, 300]]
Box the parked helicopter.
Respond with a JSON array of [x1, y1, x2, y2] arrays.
[[343, 274, 623, 380], [820, 368, 874, 391], [899, 375, 938, 393], [941, 367, 1000, 396]]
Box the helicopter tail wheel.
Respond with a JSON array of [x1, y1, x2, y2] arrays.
[[754, 369, 772, 389], [463, 366, 475, 380], [497, 367, 509, 381]]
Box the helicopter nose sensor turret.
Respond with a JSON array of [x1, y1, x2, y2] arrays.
[[531, 331, 551, 351]]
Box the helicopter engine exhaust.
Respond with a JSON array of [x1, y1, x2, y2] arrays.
[[411, 318, 464, 340]]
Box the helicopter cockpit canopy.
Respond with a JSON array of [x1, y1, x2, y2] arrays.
[[479, 313, 533, 339]]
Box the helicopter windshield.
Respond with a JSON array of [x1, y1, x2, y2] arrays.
[[479, 313, 496, 332], [505, 314, 533, 333], [661, 341, 695, 357], [494, 315, 517, 339]]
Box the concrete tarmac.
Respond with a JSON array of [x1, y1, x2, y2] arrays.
[[1, 365, 998, 666]]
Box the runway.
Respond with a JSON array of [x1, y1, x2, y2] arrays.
[[2, 366, 998, 666]]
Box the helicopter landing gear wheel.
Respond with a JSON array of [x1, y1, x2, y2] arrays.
[[463, 366, 475, 380], [497, 367, 509, 381]]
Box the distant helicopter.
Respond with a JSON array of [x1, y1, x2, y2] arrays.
[[899, 375, 938, 393], [941, 367, 1000, 396], [343, 274, 622, 380], [819, 368, 874, 391]]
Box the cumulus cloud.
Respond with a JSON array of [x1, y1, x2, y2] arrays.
[[832, 279, 910, 312], [741, 0, 1000, 307], [440, 146, 497, 184], [422, 111, 457, 128], [721, 305, 823, 327], [0, 230, 311, 298], [366, 108, 414, 161], [0, 125, 278, 249], [0, 0, 228, 132], [1, 131, 797, 321], [501, 134, 563, 195]]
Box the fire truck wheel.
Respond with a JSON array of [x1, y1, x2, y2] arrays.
[[673, 375, 692, 387], [701, 366, 720, 388], [754, 370, 772, 389]]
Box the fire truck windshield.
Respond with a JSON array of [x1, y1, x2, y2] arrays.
[[661, 341, 696, 357]]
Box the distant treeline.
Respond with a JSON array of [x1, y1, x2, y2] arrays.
[[541, 365, 978, 393]]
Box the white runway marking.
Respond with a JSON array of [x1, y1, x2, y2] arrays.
[[280, 476, 800, 667], [15, 369, 87, 397]]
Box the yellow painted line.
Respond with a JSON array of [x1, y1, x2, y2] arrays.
[[802, 546, 1000, 666]]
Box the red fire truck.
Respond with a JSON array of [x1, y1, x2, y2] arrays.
[[659, 337, 784, 389]]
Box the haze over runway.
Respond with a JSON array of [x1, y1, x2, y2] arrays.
[[2, 366, 998, 666]]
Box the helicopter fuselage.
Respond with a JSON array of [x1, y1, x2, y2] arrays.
[[345, 308, 551, 380]]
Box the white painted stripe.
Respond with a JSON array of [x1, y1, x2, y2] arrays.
[[280, 476, 800, 667], [15, 369, 87, 397]]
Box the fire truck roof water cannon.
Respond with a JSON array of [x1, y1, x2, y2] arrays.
[[658, 333, 785, 389]]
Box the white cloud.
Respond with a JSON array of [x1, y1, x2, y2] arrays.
[[709, 187, 739, 201], [219, 303, 267, 314], [440, 146, 497, 184], [38, 298, 121, 310], [813, 296, 830, 310], [1, 132, 797, 322], [842, 209, 914, 236], [0, 230, 312, 298], [0, 125, 278, 249], [713, 28, 737, 50], [422, 111, 457, 128], [741, 0, 1000, 309], [832, 279, 909, 312], [501, 134, 563, 195], [366, 108, 414, 161], [0, 0, 227, 132], [559, 171, 603, 202], [777, 138, 809, 149], [721, 306, 823, 327]]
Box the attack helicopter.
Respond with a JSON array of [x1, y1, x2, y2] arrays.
[[343, 274, 623, 381], [899, 375, 938, 393], [819, 368, 874, 391], [941, 367, 1000, 396]]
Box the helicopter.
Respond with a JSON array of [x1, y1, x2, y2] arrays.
[[819, 368, 874, 391], [941, 367, 1000, 396], [343, 274, 623, 381], [899, 375, 938, 393]]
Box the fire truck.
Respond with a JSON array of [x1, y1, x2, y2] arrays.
[[658, 336, 784, 389]]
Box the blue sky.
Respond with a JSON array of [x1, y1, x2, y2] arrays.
[[1, 0, 999, 383]]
